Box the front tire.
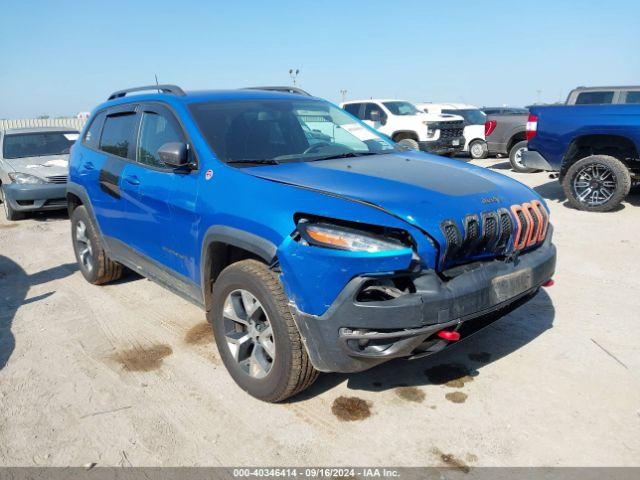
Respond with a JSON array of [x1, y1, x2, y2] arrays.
[[1, 186, 25, 221], [562, 155, 631, 212], [210, 259, 318, 402], [509, 140, 536, 173], [71, 206, 123, 284], [469, 140, 488, 159], [396, 138, 420, 150]]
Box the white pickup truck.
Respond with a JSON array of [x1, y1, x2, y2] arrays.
[[415, 103, 488, 159], [340, 99, 465, 155]]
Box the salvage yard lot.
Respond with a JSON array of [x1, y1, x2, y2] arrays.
[[1, 157, 639, 467]]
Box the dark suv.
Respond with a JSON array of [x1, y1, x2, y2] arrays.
[[67, 85, 556, 401]]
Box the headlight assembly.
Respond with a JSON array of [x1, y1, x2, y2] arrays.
[[297, 220, 409, 253], [8, 172, 46, 185]]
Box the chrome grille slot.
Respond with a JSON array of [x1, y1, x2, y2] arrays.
[[47, 175, 68, 184]]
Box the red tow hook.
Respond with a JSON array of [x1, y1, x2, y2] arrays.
[[437, 330, 460, 341], [542, 279, 555, 287]]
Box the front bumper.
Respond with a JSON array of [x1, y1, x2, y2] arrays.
[[522, 150, 555, 171], [2, 183, 68, 212], [292, 237, 556, 373], [419, 136, 465, 154]]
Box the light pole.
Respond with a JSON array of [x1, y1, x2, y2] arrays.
[[340, 89, 347, 102], [289, 69, 299, 86]]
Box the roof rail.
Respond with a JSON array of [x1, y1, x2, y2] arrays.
[[244, 86, 312, 96], [107, 84, 186, 101]]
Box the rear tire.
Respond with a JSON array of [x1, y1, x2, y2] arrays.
[[562, 155, 631, 212], [210, 259, 319, 402], [396, 138, 420, 150], [1, 186, 25, 221], [509, 140, 536, 173], [71, 206, 123, 284], [469, 140, 488, 159]]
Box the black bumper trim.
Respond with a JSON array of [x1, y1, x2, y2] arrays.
[[418, 136, 465, 154]]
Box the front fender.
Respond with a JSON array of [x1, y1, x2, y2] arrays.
[[200, 225, 278, 310], [277, 235, 415, 316]]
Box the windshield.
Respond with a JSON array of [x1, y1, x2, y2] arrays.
[[2, 131, 78, 159], [442, 109, 486, 125], [189, 99, 396, 164], [382, 101, 420, 116]]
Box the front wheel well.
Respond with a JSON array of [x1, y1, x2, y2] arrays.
[[392, 131, 419, 142], [66, 193, 83, 215], [560, 134, 638, 178], [203, 242, 272, 311]]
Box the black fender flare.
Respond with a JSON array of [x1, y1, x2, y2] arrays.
[[200, 225, 278, 311], [66, 183, 104, 238], [390, 130, 419, 142]]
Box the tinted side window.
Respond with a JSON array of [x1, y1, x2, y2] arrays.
[[343, 103, 362, 118], [137, 111, 185, 168], [99, 113, 137, 159], [623, 91, 640, 104], [363, 103, 384, 120], [575, 91, 614, 105], [83, 111, 106, 149]]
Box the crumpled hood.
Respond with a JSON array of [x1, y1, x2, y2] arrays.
[[245, 151, 542, 244], [4, 155, 69, 179]]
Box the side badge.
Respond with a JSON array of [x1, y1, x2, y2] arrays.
[[205, 169, 214, 181]]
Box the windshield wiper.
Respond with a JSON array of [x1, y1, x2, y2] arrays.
[[308, 152, 380, 162], [226, 159, 279, 165]]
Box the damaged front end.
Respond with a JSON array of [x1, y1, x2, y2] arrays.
[[287, 232, 556, 373]]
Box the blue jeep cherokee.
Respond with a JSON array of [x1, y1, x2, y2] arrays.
[[67, 85, 556, 401]]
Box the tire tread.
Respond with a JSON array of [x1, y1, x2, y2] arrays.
[[219, 259, 319, 402]]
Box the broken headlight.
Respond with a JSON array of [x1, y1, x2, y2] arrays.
[[297, 220, 409, 253]]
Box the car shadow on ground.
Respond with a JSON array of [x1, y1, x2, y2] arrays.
[[533, 179, 566, 203], [294, 288, 555, 400], [30, 210, 69, 222], [0, 255, 77, 370], [483, 158, 512, 170]]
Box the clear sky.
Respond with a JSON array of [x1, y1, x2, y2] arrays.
[[1, 0, 638, 118]]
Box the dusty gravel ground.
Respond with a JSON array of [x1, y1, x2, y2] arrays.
[[0, 157, 639, 468]]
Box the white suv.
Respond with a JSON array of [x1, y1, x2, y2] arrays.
[[415, 103, 488, 159], [340, 99, 465, 155]]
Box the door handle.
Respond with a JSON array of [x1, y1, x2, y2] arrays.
[[83, 161, 95, 171], [124, 175, 140, 186]]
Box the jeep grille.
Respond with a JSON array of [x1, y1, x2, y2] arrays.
[[440, 201, 549, 266]]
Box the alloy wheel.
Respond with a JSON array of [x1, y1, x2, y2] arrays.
[[75, 220, 94, 272], [514, 147, 527, 167], [470, 142, 484, 158], [572, 163, 617, 207], [222, 289, 275, 379]]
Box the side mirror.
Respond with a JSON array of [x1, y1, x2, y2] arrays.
[[157, 142, 189, 168], [370, 110, 381, 123]]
